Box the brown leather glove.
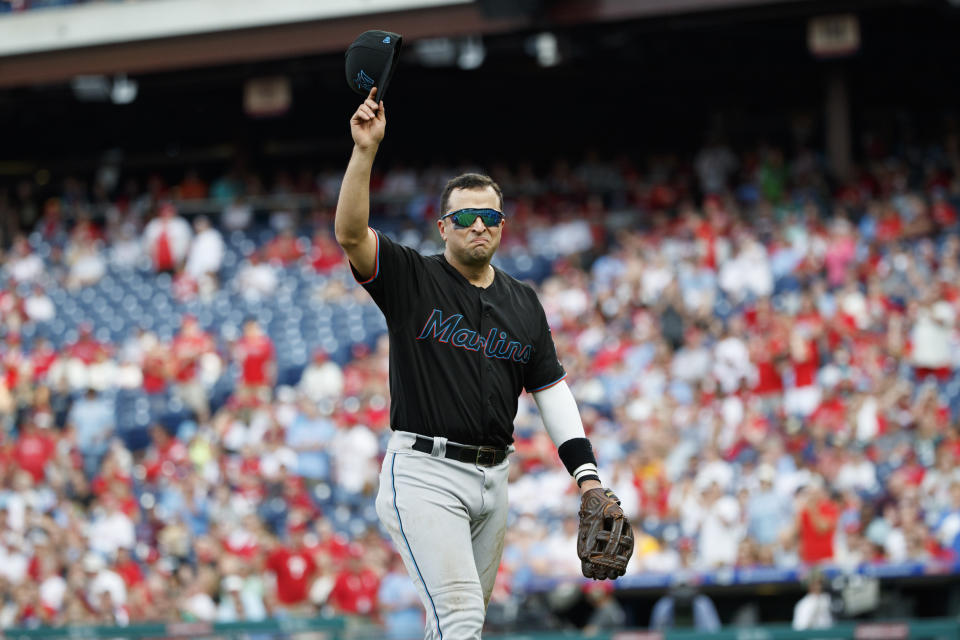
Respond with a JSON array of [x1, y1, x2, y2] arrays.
[[577, 487, 634, 580]]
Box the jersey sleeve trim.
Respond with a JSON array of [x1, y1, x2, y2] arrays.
[[526, 372, 567, 393], [352, 227, 380, 285]]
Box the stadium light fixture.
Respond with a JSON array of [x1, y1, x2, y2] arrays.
[[111, 74, 138, 105], [414, 37, 457, 67], [71, 75, 111, 102], [527, 32, 560, 67], [457, 36, 486, 70]]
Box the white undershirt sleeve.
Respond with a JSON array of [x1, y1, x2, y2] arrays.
[[532, 381, 598, 482], [531, 379, 586, 447]]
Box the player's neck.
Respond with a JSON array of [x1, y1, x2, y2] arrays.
[[444, 250, 494, 288]]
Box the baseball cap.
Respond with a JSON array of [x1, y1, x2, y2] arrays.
[[345, 30, 403, 102], [288, 518, 309, 534], [223, 575, 244, 592], [757, 464, 776, 483], [83, 552, 105, 573]]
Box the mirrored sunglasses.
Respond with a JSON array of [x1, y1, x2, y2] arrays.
[[440, 208, 505, 228]]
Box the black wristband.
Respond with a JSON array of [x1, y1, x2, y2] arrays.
[[558, 437, 597, 476], [576, 474, 601, 488]]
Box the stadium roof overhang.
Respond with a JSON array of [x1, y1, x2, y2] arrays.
[[0, 0, 812, 89]]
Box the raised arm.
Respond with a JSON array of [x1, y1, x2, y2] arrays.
[[335, 87, 385, 280]]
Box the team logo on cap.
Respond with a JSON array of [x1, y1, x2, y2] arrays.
[[355, 69, 375, 91], [382, 36, 391, 44]]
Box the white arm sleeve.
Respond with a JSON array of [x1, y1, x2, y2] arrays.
[[532, 380, 598, 482], [532, 379, 586, 447]]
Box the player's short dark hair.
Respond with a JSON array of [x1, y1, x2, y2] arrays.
[[439, 173, 503, 215]]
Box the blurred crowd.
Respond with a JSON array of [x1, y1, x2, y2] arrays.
[[1, 133, 960, 632]]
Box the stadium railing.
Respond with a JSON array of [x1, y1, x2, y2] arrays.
[[4, 618, 959, 640]]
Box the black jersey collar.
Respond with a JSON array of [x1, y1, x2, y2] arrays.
[[438, 254, 500, 292]]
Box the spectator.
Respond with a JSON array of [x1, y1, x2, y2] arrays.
[[6, 236, 43, 284], [695, 139, 738, 194], [377, 554, 423, 640], [2, 333, 26, 395], [671, 326, 711, 383], [698, 481, 743, 568], [217, 574, 251, 622], [540, 517, 582, 577], [65, 323, 110, 365], [94, 589, 129, 626], [650, 580, 721, 633], [285, 398, 334, 482], [233, 319, 275, 405], [185, 216, 224, 281], [221, 197, 252, 230], [142, 424, 188, 484], [792, 569, 833, 630], [797, 478, 839, 565], [935, 482, 960, 556], [719, 235, 773, 302], [263, 228, 303, 265], [824, 219, 856, 287], [582, 581, 626, 635], [310, 228, 344, 273], [65, 236, 106, 289], [0, 521, 29, 586], [216, 557, 268, 622], [835, 447, 879, 496], [23, 285, 55, 323], [713, 316, 752, 394], [67, 388, 115, 477], [178, 566, 217, 622], [784, 329, 821, 417], [265, 520, 317, 615], [142, 204, 192, 273], [298, 348, 344, 403], [171, 315, 216, 423], [108, 221, 144, 269], [36, 549, 66, 620], [82, 553, 127, 609], [0, 288, 24, 335], [178, 170, 209, 201], [28, 338, 58, 385], [12, 420, 55, 483], [747, 464, 788, 547], [114, 547, 144, 590], [329, 416, 379, 497], [172, 266, 200, 304], [236, 252, 278, 302], [88, 496, 135, 558], [327, 545, 380, 617], [923, 445, 960, 506], [911, 294, 956, 381]]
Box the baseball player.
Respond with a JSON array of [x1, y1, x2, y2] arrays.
[[335, 87, 634, 639]]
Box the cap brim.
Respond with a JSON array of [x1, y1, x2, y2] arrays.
[[375, 34, 402, 102]]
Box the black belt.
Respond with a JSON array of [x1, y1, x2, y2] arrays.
[[412, 435, 507, 467]]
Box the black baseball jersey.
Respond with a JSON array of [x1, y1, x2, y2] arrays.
[[350, 229, 566, 448]]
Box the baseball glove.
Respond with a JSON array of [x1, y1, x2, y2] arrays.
[[577, 488, 634, 580]]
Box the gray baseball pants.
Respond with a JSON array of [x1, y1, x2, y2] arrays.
[[375, 430, 511, 640]]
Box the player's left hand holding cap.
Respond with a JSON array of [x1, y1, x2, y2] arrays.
[[345, 30, 403, 103]]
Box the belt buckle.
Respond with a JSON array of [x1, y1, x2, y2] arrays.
[[476, 447, 497, 466]]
